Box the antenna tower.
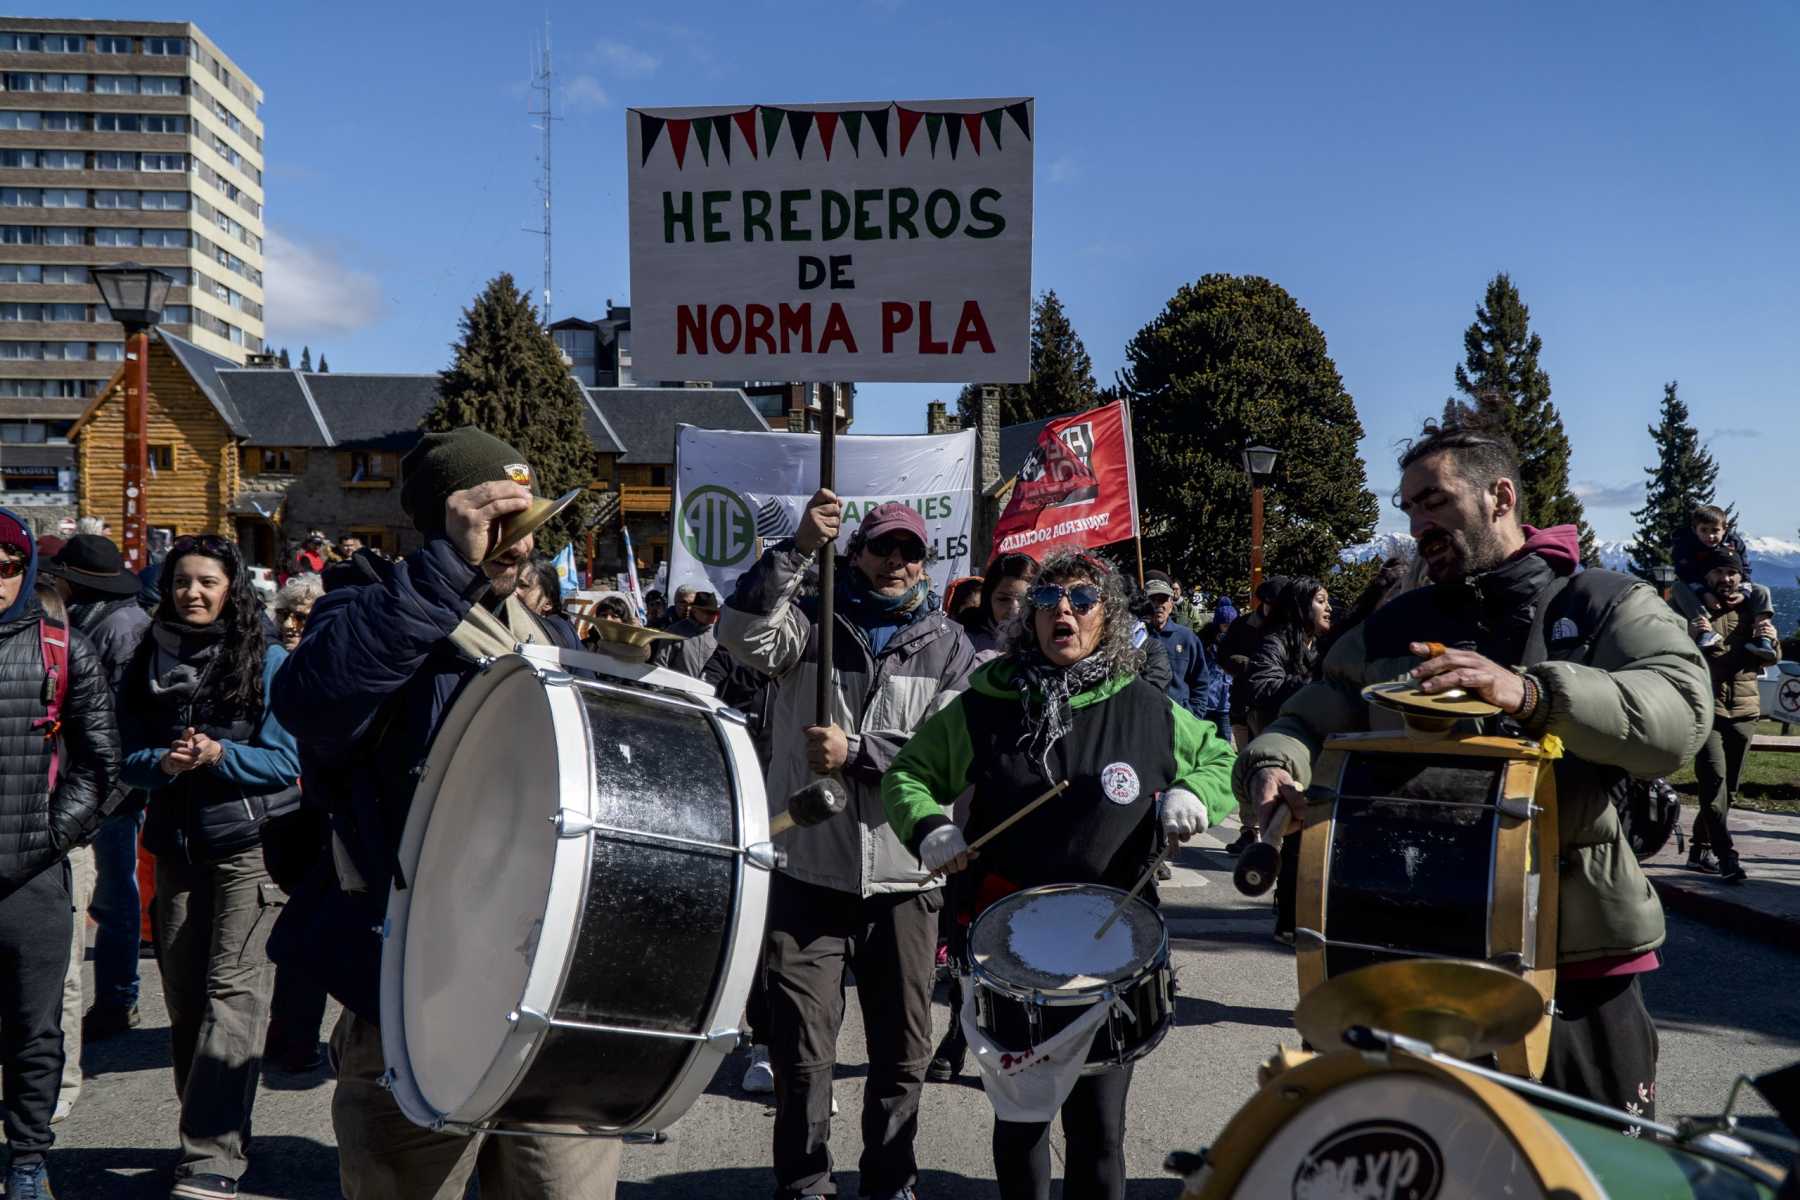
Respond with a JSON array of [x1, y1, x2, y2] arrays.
[[525, 22, 558, 325]]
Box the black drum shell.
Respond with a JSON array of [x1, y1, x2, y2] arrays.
[[971, 955, 1174, 1069]]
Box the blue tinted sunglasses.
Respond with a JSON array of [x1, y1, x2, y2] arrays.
[[1029, 583, 1102, 614]]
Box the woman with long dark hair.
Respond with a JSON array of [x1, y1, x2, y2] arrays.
[[963, 552, 1039, 658], [120, 534, 300, 1200]]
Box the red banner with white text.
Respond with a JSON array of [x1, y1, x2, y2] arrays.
[[990, 400, 1138, 562]]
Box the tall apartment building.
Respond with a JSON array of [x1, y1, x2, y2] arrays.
[[0, 18, 264, 508]]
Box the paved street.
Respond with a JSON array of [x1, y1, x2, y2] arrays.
[[42, 828, 1800, 1198]]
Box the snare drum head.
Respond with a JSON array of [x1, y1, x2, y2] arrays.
[[971, 883, 1164, 994], [402, 662, 564, 1117]]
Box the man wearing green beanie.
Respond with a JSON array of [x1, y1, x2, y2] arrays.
[[269, 427, 621, 1196]]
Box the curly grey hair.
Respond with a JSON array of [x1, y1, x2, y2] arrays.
[[273, 571, 324, 612], [1001, 546, 1145, 678]]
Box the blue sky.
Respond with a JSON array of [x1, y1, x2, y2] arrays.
[[87, 0, 1800, 542]]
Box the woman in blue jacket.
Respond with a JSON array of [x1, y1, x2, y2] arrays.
[[120, 534, 300, 1200]]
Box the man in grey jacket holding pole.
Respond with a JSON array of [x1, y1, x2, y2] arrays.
[[719, 491, 973, 1200]]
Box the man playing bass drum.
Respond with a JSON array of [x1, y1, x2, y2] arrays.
[[884, 546, 1236, 1200]]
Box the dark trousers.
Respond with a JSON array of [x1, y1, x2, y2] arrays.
[[1545, 975, 1659, 1123], [992, 1064, 1135, 1200], [90, 810, 143, 1011], [266, 960, 330, 1061], [1273, 833, 1301, 937], [0, 863, 73, 1166], [1693, 716, 1756, 864], [765, 872, 939, 1198]]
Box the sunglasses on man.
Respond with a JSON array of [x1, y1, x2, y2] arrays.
[[865, 534, 927, 563], [1029, 583, 1103, 614]]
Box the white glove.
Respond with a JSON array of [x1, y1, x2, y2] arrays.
[[1161, 788, 1209, 842], [919, 824, 972, 873]]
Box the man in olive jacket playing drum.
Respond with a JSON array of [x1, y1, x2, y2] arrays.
[[1236, 423, 1712, 1120]]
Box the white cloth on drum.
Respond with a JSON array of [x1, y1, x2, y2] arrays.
[[918, 824, 970, 873], [959, 994, 1123, 1123], [1161, 787, 1209, 840]]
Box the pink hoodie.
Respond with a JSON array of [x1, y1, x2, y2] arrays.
[[1513, 524, 1582, 576]]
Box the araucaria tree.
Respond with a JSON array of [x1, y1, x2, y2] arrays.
[[957, 289, 1098, 426], [1626, 381, 1718, 580], [1120, 274, 1378, 594], [424, 273, 596, 551], [1443, 273, 1597, 564]]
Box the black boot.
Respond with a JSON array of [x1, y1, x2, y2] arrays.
[[927, 1026, 966, 1082], [1687, 845, 1719, 874]]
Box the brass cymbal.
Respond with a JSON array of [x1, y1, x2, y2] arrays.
[[1294, 959, 1543, 1060], [1362, 680, 1505, 721], [484, 488, 584, 563], [586, 617, 683, 648]]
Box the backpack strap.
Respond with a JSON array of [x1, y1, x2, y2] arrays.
[[36, 611, 71, 789], [1522, 569, 1641, 669]]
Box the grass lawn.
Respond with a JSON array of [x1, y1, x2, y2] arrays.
[[1667, 720, 1800, 814]]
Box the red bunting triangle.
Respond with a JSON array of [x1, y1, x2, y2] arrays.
[[732, 109, 759, 159], [814, 111, 838, 160], [963, 112, 983, 155], [897, 107, 924, 156], [669, 119, 691, 170]]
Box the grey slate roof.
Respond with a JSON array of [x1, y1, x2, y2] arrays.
[[213, 371, 440, 450], [579, 390, 624, 456], [585, 387, 768, 465], [213, 370, 327, 447], [158, 329, 249, 437]]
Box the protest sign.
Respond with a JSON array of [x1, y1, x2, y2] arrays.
[[991, 400, 1140, 562], [670, 426, 975, 598], [628, 99, 1033, 383]]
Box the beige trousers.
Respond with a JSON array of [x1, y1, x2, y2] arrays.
[[57, 843, 97, 1111]]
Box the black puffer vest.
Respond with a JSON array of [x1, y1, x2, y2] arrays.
[[129, 644, 269, 864], [0, 604, 59, 882]]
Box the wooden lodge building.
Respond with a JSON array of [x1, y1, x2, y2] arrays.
[[70, 330, 770, 574]]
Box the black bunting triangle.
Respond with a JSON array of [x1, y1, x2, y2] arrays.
[[786, 109, 815, 159], [712, 114, 732, 163], [868, 108, 889, 156], [639, 113, 666, 166], [693, 118, 713, 165], [1006, 101, 1031, 141], [842, 110, 863, 156], [945, 112, 962, 159]]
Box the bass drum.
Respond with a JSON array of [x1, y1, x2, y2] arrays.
[[1178, 1051, 1787, 1199], [380, 648, 769, 1137]]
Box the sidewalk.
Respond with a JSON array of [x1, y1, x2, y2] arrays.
[[1641, 803, 1800, 945]]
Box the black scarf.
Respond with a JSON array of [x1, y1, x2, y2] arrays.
[[1012, 650, 1113, 778], [148, 618, 228, 708]]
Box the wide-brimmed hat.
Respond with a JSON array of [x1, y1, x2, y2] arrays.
[[47, 534, 139, 595]]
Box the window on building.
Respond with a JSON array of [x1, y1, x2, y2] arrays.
[[144, 37, 186, 55], [139, 76, 184, 95], [0, 265, 41, 283], [0, 150, 37, 168], [92, 74, 138, 95], [95, 35, 132, 53], [40, 227, 80, 246], [38, 149, 84, 170], [0, 303, 39, 321], [43, 34, 84, 53], [141, 153, 186, 171], [40, 113, 82, 132], [47, 342, 86, 361], [46, 303, 86, 322], [41, 188, 84, 208], [144, 445, 174, 473], [346, 452, 391, 483], [95, 113, 139, 132], [95, 228, 140, 247], [144, 115, 188, 133], [0, 226, 39, 245], [0, 422, 48, 444], [42, 74, 86, 93], [94, 190, 137, 209], [0, 111, 39, 130], [141, 191, 188, 211], [40, 265, 85, 283], [140, 228, 189, 248], [159, 305, 190, 324], [95, 151, 137, 171], [94, 342, 124, 360], [256, 448, 302, 474], [0, 34, 44, 52], [0, 342, 42, 359], [0, 380, 43, 397], [0, 189, 40, 208]]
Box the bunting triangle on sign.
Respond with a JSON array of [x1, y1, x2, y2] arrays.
[[814, 111, 838, 160], [732, 110, 758, 159], [693, 118, 713, 164], [869, 108, 890, 155], [786, 109, 814, 159], [669, 118, 691, 169], [842, 110, 863, 156], [963, 111, 983, 155], [984, 108, 1003, 151], [712, 113, 733, 162], [944, 111, 962, 158], [639, 113, 666, 166], [760, 108, 785, 158], [897, 106, 922, 155], [925, 111, 944, 157], [1006, 101, 1031, 140]]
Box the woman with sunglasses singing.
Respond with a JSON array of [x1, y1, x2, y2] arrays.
[[119, 535, 300, 1200], [882, 545, 1236, 1200]]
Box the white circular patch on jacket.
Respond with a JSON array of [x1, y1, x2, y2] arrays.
[[1100, 762, 1140, 805]]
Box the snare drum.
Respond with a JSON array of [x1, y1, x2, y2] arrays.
[[379, 647, 770, 1137], [1175, 1050, 1787, 1198], [968, 883, 1174, 1073]]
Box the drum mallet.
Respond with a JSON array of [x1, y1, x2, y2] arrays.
[[1094, 839, 1172, 940], [1234, 805, 1303, 897], [929, 780, 1070, 877], [769, 781, 850, 837]]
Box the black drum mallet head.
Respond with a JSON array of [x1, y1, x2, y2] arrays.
[[769, 775, 849, 836], [1234, 841, 1282, 896]]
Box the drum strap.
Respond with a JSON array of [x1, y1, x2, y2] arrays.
[[448, 595, 556, 661]]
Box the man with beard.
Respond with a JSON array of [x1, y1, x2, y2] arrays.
[[269, 428, 621, 1198], [1236, 424, 1711, 1120]]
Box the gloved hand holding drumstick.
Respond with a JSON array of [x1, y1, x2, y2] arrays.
[[919, 780, 1071, 877]]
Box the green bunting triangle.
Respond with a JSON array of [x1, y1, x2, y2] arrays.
[[925, 112, 943, 157], [693, 118, 713, 165], [868, 108, 890, 156], [786, 109, 814, 159], [711, 114, 732, 163], [760, 107, 784, 157], [984, 108, 1003, 151], [639, 113, 665, 166], [843, 110, 863, 156], [945, 112, 962, 158]]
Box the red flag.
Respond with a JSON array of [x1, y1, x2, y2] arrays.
[[991, 401, 1139, 562], [669, 119, 691, 169], [815, 111, 838, 160], [898, 106, 924, 156], [963, 111, 983, 155], [732, 109, 759, 159]]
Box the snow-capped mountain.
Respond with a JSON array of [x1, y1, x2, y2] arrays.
[[1345, 532, 1800, 577]]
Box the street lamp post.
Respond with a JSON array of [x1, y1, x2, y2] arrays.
[[1649, 563, 1676, 600], [1241, 442, 1280, 597], [92, 263, 173, 572]]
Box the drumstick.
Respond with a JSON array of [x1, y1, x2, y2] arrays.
[[1093, 839, 1171, 940], [930, 780, 1069, 877]]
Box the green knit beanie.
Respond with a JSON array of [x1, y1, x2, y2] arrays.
[[401, 426, 534, 535]]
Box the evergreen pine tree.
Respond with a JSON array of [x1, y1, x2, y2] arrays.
[[300, 346, 313, 372], [318, 354, 330, 373], [956, 289, 1099, 427], [424, 273, 596, 551], [1626, 381, 1718, 580], [277, 347, 290, 369], [1445, 273, 1598, 564]]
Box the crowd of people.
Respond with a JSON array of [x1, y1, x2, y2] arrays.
[[0, 416, 1782, 1199]]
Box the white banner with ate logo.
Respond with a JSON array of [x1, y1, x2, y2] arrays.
[[668, 425, 975, 601]]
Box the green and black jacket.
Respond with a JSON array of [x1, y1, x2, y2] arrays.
[[883, 659, 1237, 894]]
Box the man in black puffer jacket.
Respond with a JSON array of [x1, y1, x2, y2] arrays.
[[0, 509, 120, 1200]]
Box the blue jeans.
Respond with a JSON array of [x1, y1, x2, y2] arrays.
[[88, 810, 143, 1011]]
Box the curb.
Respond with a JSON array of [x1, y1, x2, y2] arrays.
[[1649, 874, 1800, 951]]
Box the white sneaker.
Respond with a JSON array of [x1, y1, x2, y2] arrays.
[[741, 1045, 774, 1094], [52, 1097, 73, 1123]]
